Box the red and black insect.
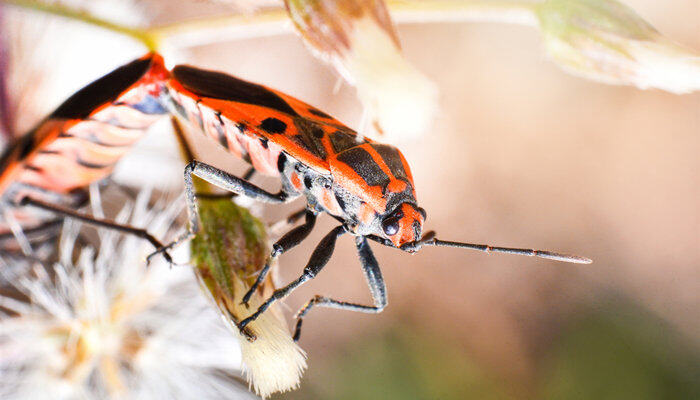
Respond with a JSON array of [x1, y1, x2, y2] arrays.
[[0, 53, 173, 257], [152, 58, 592, 341], [0, 53, 590, 341]]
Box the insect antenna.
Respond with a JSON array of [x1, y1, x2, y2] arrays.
[[417, 231, 592, 264]]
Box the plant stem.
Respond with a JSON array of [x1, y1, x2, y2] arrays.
[[390, 0, 538, 26], [150, 1, 538, 48], [2, 0, 539, 50], [1, 0, 159, 50], [148, 8, 290, 49]]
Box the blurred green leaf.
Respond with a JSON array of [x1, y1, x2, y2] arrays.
[[542, 305, 700, 400], [286, 326, 507, 400], [191, 196, 268, 321]]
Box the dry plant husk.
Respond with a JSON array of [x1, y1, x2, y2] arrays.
[[191, 196, 307, 398]]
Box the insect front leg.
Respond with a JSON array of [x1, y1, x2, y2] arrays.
[[194, 167, 256, 199], [292, 236, 387, 341], [241, 209, 318, 306], [238, 225, 346, 335], [147, 160, 295, 263]]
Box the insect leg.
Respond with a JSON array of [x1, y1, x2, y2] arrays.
[[238, 225, 346, 335], [0, 219, 63, 247], [285, 207, 308, 225], [194, 167, 256, 199], [18, 197, 173, 263], [292, 236, 387, 341], [241, 209, 318, 306], [148, 160, 293, 262]]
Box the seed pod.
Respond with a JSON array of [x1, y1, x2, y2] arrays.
[[191, 197, 306, 398], [536, 0, 700, 94]]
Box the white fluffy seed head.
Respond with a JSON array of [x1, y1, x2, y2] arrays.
[[0, 191, 250, 400], [233, 277, 307, 398]]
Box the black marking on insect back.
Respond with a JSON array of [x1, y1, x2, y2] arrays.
[[373, 144, 409, 182], [308, 107, 332, 119], [217, 127, 229, 149], [334, 193, 347, 212], [384, 190, 416, 217], [312, 126, 324, 139], [260, 138, 269, 149], [304, 175, 313, 190], [24, 164, 44, 174], [0, 132, 36, 175], [172, 65, 300, 117], [172, 98, 187, 119], [329, 130, 360, 154], [17, 134, 36, 160], [189, 100, 204, 131], [211, 112, 229, 149], [241, 152, 252, 164], [294, 118, 328, 159], [79, 132, 127, 148], [24, 164, 43, 173], [260, 118, 287, 134], [336, 147, 390, 190], [412, 220, 422, 241], [51, 57, 153, 120], [277, 152, 287, 172], [291, 133, 327, 160], [76, 157, 112, 170]]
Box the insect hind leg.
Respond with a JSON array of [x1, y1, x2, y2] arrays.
[[18, 197, 174, 264], [292, 236, 387, 341], [0, 218, 63, 247], [147, 160, 297, 263]]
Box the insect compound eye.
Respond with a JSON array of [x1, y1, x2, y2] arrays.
[[381, 215, 400, 236]]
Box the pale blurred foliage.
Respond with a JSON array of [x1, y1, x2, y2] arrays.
[[536, 0, 700, 93], [285, 0, 438, 139], [2, 0, 146, 136]]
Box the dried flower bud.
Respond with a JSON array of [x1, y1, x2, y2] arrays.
[[191, 197, 306, 398], [536, 0, 700, 94], [285, 0, 438, 139]]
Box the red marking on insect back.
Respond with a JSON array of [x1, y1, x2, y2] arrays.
[[140, 53, 170, 96], [358, 202, 376, 226], [290, 172, 302, 191], [395, 203, 424, 247], [387, 179, 407, 193]]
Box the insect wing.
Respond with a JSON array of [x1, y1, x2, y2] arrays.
[[169, 65, 368, 174]]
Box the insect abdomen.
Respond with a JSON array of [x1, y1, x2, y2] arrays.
[[0, 54, 170, 197], [165, 83, 284, 177]]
